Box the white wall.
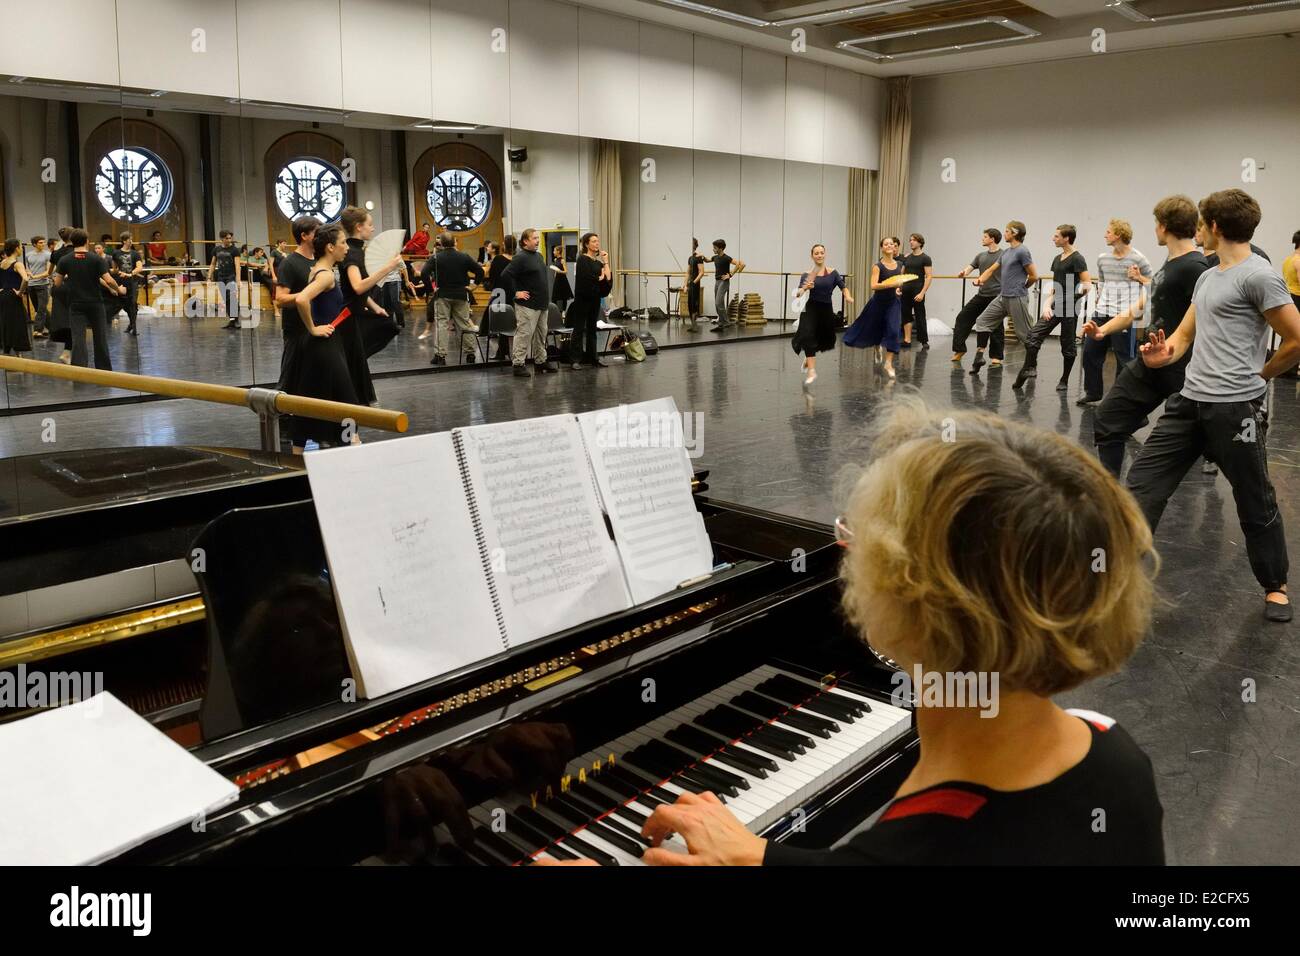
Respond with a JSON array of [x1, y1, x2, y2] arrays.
[[906, 34, 1300, 327], [8, 0, 883, 169]]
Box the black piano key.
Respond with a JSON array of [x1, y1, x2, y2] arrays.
[[762, 674, 869, 717], [692, 710, 798, 761], [503, 812, 556, 854], [540, 841, 579, 862], [732, 690, 839, 737], [545, 799, 646, 858], [516, 807, 620, 867], [622, 751, 711, 795], [461, 831, 509, 867], [606, 763, 680, 805], [665, 725, 772, 778], [473, 826, 528, 866], [644, 738, 751, 792], [559, 794, 653, 848], [710, 704, 813, 754]]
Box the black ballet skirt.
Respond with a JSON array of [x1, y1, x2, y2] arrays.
[[790, 269, 844, 357], [0, 264, 31, 354], [340, 239, 382, 404], [278, 275, 360, 447], [552, 265, 573, 304], [843, 259, 903, 353]]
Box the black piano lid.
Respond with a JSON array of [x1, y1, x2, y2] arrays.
[[119, 507, 846, 863], [0, 446, 310, 596]]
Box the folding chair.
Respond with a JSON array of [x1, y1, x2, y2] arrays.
[[478, 304, 517, 363]]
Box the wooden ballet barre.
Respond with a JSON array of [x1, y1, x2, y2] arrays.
[[0, 356, 408, 452]]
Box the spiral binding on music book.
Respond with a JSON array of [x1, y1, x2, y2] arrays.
[[452, 430, 510, 651]]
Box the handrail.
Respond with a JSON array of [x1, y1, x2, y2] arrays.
[[0, 356, 408, 451]]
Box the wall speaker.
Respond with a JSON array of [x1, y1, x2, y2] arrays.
[[508, 147, 528, 163]]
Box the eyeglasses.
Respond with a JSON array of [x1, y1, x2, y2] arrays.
[[834, 514, 854, 547]]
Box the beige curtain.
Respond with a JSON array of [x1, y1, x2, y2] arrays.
[[846, 168, 877, 313], [875, 76, 912, 244], [593, 139, 623, 307]]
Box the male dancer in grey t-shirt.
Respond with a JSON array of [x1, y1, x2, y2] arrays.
[[1128, 189, 1300, 623], [969, 220, 1037, 375]]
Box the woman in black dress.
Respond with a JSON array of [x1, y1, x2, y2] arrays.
[[550, 244, 572, 313], [685, 238, 705, 332], [0, 239, 33, 355], [790, 243, 853, 389], [285, 224, 361, 451], [339, 206, 404, 402], [843, 236, 905, 380], [567, 232, 613, 369]]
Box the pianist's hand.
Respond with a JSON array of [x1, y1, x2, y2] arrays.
[[380, 764, 474, 863], [641, 791, 765, 866]]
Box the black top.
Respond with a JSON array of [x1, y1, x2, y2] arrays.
[[275, 251, 314, 338], [1148, 250, 1210, 336], [688, 253, 705, 285], [211, 244, 238, 281], [56, 249, 110, 307], [270, 248, 285, 277], [1204, 243, 1270, 267], [499, 249, 550, 309], [713, 253, 733, 279], [764, 714, 1164, 866], [423, 248, 484, 300], [800, 269, 845, 305], [342, 238, 370, 312], [112, 247, 142, 278], [1050, 250, 1089, 319], [573, 254, 612, 302], [900, 252, 932, 295], [486, 254, 510, 292]]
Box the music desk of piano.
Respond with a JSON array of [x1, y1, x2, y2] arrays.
[[0, 445, 917, 865]]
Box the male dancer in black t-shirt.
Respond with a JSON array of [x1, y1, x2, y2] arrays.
[[900, 233, 933, 349], [54, 228, 124, 370], [272, 216, 321, 386], [1013, 224, 1089, 391], [208, 230, 241, 329], [112, 231, 144, 335], [1088, 196, 1209, 477]]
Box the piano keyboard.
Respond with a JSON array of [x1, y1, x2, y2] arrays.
[[452, 663, 911, 866]]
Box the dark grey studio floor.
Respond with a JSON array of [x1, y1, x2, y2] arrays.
[[2, 330, 1297, 866]]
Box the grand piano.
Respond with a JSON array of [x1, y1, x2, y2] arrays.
[[0, 445, 917, 865]]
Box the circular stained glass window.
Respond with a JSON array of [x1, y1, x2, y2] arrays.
[[94, 147, 173, 223], [274, 158, 346, 223], [426, 168, 490, 232]]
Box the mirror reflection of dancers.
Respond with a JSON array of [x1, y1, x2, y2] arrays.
[[685, 238, 705, 332], [568, 232, 611, 369], [790, 243, 853, 389], [843, 237, 904, 380], [706, 239, 745, 332], [1012, 225, 1090, 391], [286, 225, 361, 452]]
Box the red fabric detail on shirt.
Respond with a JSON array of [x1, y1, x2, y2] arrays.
[[880, 788, 987, 823]]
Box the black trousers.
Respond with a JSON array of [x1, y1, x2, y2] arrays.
[[1082, 313, 1136, 399], [1024, 311, 1079, 363], [1094, 358, 1185, 476], [1127, 392, 1287, 591], [218, 278, 239, 323], [120, 278, 139, 330], [901, 293, 928, 344], [69, 301, 112, 370], [569, 300, 598, 364], [951, 294, 1001, 358]]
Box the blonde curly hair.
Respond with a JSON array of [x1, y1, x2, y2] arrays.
[[838, 396, 1157, 696]]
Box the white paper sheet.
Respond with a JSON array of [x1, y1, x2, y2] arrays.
[[577, 398, 713, 604], [305, 433, 502, 698], [0, 694, 239, 865], [455, 415, 632, 646], [364, 228, 406, 279]]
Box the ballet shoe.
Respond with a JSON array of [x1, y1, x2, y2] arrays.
[[1264, 594, 1292, 623]]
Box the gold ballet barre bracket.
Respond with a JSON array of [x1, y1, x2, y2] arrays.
[[0, 356, 409, 452]]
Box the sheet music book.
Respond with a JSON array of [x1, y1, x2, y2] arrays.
[[306, 401, 713, 699], [0, 693, 239, 865]]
